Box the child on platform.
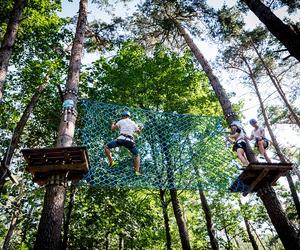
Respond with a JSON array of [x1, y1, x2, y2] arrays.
[[247, 119, 271, 163], [228, 121, 249, 167]]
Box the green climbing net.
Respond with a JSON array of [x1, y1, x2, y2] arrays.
[[77, 100, 248, 191]]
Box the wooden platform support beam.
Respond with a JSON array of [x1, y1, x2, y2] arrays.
[[229, 162, 293, 195]]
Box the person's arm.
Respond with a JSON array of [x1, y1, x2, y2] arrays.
[[133, 121, 142, 133], [111, 121, 119, 131], [228, 132, 239, 141], [228, 128, 241, 142], [246, 133, 254, 141]]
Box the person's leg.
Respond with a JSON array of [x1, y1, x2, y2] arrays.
[[133, 155, 140, 173], [257, 140, 271, 163], [236, 148, 249, 166], [128, 143, 141, 174], [104, 140, 118, 166]]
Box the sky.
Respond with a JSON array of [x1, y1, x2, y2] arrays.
[[58, 0, 300, 154]]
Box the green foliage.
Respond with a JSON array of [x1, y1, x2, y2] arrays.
[[86, 41, 222, 116]]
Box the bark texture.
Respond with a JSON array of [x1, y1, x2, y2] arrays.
[[34, 0, 88, 249], [159, 189, 172, 250], [241, 0, 300, 62], [257, 184, 300, 250], [170, 189, 191, 250], [0, 0, 27, 101], [62, 184, 76, 250], [244, 217, 259, 250], [3, 206, 20, 250], [199, 190, 219, 250], [34, 184, 66, 250]]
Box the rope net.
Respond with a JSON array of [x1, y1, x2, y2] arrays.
[[77, 100, 248, 191]]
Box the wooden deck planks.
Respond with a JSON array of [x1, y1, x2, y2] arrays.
[[21, 146, 90, 185]]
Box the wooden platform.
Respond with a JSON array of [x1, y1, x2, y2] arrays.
[[22, 146, 90, 185], [229, 162, 293, 194]]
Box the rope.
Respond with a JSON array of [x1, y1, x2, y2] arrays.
[[76, 100, 247, 191]]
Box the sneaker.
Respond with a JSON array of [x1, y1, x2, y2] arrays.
[[135, 171, 142, 176], [109, 161, 117, 168]]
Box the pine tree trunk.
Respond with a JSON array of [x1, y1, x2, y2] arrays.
[[0, 82, 47, 193], [241, 0, 300, 62], [243, 55, 300, 222], [62, 184, 76, 250], [33, 0, 87, 249], [3, 206, 20, 250], [251, 42, 300, 128], [175, 22, 256, 162], [105, 232, 110, 250], [257, 184, 300, 250], [232, 236, 241, 249], [159, 189, 172, 250], [224, 226, 232, 250], [169, 189, 191, 250], [249, 222, 267, 250], [0, 0, 27, 101], [34, 184, 66, 250], [156, 121, 191, 250], [119, 235, 124, 250], [199, 190, 219, 250], [244, 217, 259, 250]]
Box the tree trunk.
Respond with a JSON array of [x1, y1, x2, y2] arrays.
[[251, 41, 300, 128], [241, 0, 300, 62], [159, 189, 172, 250], [224, 226, 232, 250], [232, 235, 241, 249], [33, 0, 87, 249], [175, 22, 257, 162], [0, 82, 47, 193], [257, 184, 300, 250], [62, 184, 76, 250], [156, 121, 191, 250], [0, 0, 27, 101], [169, 188, 191, 250], [243, 55, 300, 222], [119, 235, 124, 250], [249, 222, 267, 250], [244, 217, 259, 250], [3, 206, 20, 250], [199, 190, 219, 250], [105, 232, 110, 250]]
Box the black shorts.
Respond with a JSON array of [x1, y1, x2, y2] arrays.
[[233, 140, 247, 152], [255, 138, 269, 149], [106, 139, 139, 156]]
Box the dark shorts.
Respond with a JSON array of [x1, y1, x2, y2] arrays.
[[255, 138, 269, 149], [106, 139, 139, 156], [233, 140, 247, 152]]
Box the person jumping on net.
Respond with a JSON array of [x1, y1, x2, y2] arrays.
[[228, 121, 249, 167], [247, 118, 271, 163], [104, 111, 142, 175]]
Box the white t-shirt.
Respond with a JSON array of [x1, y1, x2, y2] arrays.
[[251, 127, 265, 139], [116, 118, 138, 136], [235, 127, 245, 142]]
